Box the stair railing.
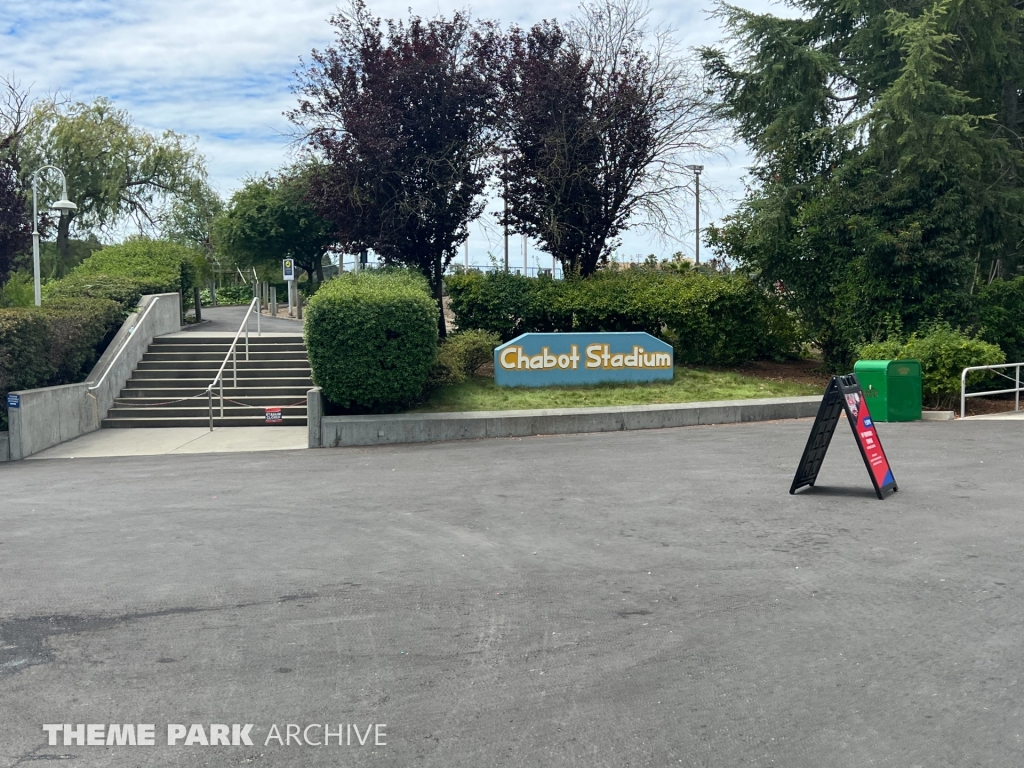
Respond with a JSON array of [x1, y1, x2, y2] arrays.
[[87, 295, 163, 395], [206, 297, 261, 430]]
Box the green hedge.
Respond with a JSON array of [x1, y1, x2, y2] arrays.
[[977, 277, 1024, 363], [445, 270, 800, 365], [43, 274, 144, 320], [69, 239, 202, 307], [428, 329, 501, 388], [858, 323, 1005, 409], [305, 271, 439, 411], [1, 298, 123, 430]]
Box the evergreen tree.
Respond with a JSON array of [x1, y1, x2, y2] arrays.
[[703, 0, 1024, 366]]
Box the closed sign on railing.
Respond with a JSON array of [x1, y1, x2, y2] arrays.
[[494, 332, 674, 388]]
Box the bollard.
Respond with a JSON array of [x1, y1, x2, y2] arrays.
[[270, 287, 277, 318]]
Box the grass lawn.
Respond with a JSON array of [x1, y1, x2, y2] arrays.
[[413, 367, 821, 412]]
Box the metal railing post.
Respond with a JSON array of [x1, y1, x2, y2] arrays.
[[208, 387, 213, 431], [233, 347, 237, 387], [220, 377, 224, 418], [961, 368, 967, 419], [1017, 365, 1021, 413]]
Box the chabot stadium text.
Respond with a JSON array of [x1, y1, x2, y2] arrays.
[[41, 723, 386, 747]]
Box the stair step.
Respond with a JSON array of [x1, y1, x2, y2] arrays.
[[143, 350, 307, 362], [106, 405, 307, 418], [102, 416, 308, 428], [151, 335, 303, 345], [129, 369, 311, 380], [118, 386, 311, 399], [142, 344, 307, 354], [137, 360, 310, 371]]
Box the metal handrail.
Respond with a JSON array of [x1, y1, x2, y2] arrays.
[[87, 296, 162, 393], [960, 362, 1023, 418], [206, 297, 262, 430]]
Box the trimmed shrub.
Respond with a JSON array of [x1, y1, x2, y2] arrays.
[[305, 271, 439, 411], [200, 284, 254, 306], [977, 277, 1024, 363], [428, 329, 501, 388], [70, 239, 202, 303], [858, 323, 1005, 408], [0, 297, 123, 430], [445, 269, 800, 365], [43, 274, 143, 319]]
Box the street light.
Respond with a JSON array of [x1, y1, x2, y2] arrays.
[[686, 165, 704, 265], [32, 165, 77, 306]]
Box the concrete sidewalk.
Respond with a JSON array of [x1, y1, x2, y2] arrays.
[[26, 426, 307, 459]]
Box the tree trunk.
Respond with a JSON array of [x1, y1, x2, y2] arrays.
[[56, 213, 72, 269], [433, 257, 447, 339], [316, 255, 324, 284]]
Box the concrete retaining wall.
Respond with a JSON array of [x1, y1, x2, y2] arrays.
[[0, 431, 9, 463], [314, 395, 822, 448], [6, 293, 181, 461]]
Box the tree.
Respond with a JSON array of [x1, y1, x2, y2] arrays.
[[24, 98, 207, 264], [703, 0, 1024, 367], [163, 180, 224, 263], [500, 0, 721, 276], [292, 2, 503, 336], [0, 146, 30, 285], [0, 77, 38, 284], [213, 166, 334, 288]]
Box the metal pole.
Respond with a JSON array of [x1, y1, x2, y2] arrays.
[[694, 169, 701, 265], [464, 239, 469, 268], [32, 177, 41, 306], [1017, 365, 1020, 412], [208, 388, 213, 431], [233, 347, 237, 387], [220, 377, 224, 418], [257, 298, 261, 336], [523, 235, 528, 275], [503, 153, 509, 271]]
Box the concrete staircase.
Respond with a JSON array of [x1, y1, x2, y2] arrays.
[[102, 334, 310, 428]]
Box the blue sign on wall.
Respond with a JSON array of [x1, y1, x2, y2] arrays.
[[6, 393, 20, 409], [494, 332, 674, 388]]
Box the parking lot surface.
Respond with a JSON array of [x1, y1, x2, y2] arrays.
[[1, 419, 1020, 766]]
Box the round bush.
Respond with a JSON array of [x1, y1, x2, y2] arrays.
[[305, 271, 439, 411], [43, 274, 144, 318]]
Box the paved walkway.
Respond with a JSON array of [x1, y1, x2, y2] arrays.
[[2, 419, 1022, 767], [26, 426, 307, 459], [962, 409, 1024, 420], [182, 304, 303, 335]]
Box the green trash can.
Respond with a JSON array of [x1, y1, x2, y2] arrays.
[[853, 359, 922, 422]]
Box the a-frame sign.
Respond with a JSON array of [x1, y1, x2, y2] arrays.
[[790, 374, 898, 500]]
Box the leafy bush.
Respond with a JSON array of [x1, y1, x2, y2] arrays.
[[199, 283, 254, 306], [445, 269, 800, 365], [976, 277, 1024, 363], [858, 323, 1005, 408], [38, 298, 123, 383], [0, 272, 34, 308], [305, 271, 439, 411], [43, 274, 143, 319], [0, 297, 123, 430], [70, 238, 202, 306], [428, 329, 501, 388]]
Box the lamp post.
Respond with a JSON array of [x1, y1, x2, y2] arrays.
[[32, 165, 77, 306], [686, 165, 704, 265]]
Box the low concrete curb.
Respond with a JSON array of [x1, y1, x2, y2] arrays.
[[314, 395, 823, 448]]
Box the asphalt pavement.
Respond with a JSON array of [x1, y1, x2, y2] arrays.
[[1, 418, 1021, 767]]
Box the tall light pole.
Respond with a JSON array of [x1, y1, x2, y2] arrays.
[[32, 166, 77, 306], [686, 165, 704, 265]]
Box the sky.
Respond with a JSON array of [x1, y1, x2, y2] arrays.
[[2, 0, 778, 267]]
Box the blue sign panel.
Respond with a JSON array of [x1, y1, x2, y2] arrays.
[[494, 332, 674, 387], [6, 393, 20, 409]]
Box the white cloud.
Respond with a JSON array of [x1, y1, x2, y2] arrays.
[[3, 0, 781, 259]]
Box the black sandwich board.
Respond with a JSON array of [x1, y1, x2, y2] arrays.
[[790, 374, 898, 500]]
